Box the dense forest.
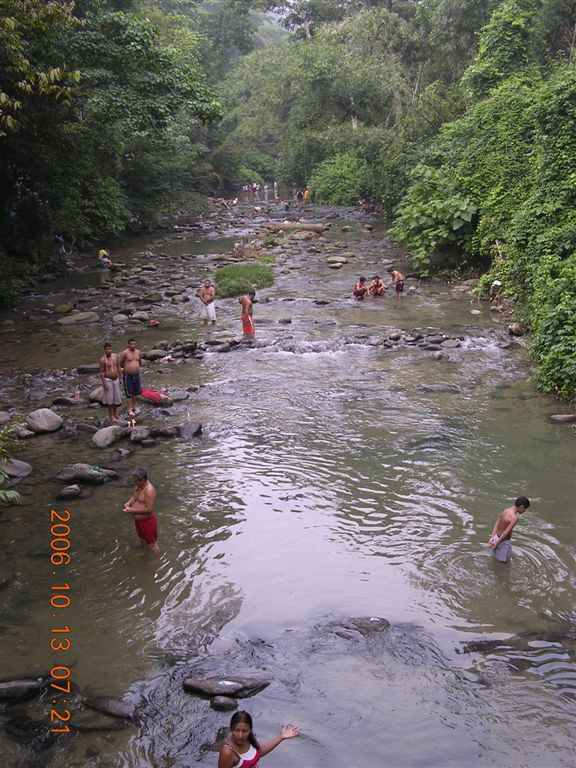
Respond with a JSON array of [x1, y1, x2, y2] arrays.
[[1, 0, 575, 398]]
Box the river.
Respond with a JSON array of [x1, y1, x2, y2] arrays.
[[0, 207, 574, 767]]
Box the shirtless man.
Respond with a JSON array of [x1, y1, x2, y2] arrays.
[[239, 291, 256, 336], [353, 276, 368, 300], [99, 342, 122, 423], [386, 268, 405, 299], [369, 275, 385, 296], [199, 278, 216, 325], [123, 468, 159, 555], [488, 496, 530, 563], [119, 338, 142, 417]]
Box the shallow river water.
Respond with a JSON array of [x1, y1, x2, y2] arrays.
[[0, 209, 574, 767]]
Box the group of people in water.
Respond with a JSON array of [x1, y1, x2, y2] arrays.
[[353, 268, 405, 300]]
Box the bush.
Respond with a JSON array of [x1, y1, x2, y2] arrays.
[[309, 153, 370, 205], [215, 263, 274, 298]]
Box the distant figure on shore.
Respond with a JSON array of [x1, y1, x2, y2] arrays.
[[119, 338, 142, 417], [199, 278, 216, 325], [123, 468, 159, 555], [303, 186, 310, 205], [369, 275, 385, 296], [98, 249, 112, 268], [218, 710, 300, 768], [386, 268, 405, 299], [239, 290, 256, 336], [55, 234, 66, 256], [488, 496, 530, 563], [353, 276, 368, 300], [99, 342, 122, 423]]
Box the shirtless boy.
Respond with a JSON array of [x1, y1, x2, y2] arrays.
[[123, 468, 159, 555], [369, 276, 385, 296], [353, 277, 368, 300], [386, 268, 405, 299], [199, 278, 216, 325], [119, 338, 142, 417], [488, 496, 530, 563], [239, 291, 256, 336], [99, 342, 122, 423]]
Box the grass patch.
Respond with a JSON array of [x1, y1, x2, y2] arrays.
[[215, 262, 274, 298], [256, 252, 275, 264]]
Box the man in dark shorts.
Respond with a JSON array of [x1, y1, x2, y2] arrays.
[[386, 268, 405, 299], [123, 468, 159, 555], [119, 338, 142, 417]]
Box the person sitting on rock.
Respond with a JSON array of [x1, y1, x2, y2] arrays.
[[353, 276, 368, 300]]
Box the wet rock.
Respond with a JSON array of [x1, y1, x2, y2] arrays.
[[149, 426, 179, 438], [131, 311, 150, 322], [84, 695, 136, 720], [92, 425, 129, 448], [5, 715, 57, 750], [140, 438, 157, 447], [143, 349, 166, 361], [171, 294, 189, 303], [129, 426, 150, 443], [77, 364, 100, 374], [348, 616, 390, 634], [54, 303, 74, 314], [169, 390, 190, 402], [1, 458, 33, 480], [56, 463, 119, 484], [278, 318, 292, 324], [113, 314, 130, 323], [55, 484, 83, 500], [11, 426, 36, 439], [26, 408, 63, 434], [73, 709, 132, 731], [178, 421, 202, 438], [441, 339, 461, 348], [183, 676, 271, 699], [77, 423, 99, 434], [213, 343, 232, 353], [57, 311, 100, 325], [549, 414, 576, 423], [142, 292, 162, 303], [210, 696, 238, 711], [52, 396, 83, 406], [115, 448, 132, 459], [0, 677, 46, 701], [508, 322, 524, 336], [0, 411, 13, 426]]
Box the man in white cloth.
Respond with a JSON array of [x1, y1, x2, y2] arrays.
[[99, 342, 122, 422], [199, 278, 216, 325]]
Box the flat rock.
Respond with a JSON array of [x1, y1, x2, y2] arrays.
[[84, 695, 136, 720], [183, 676, 271, 699], [210, 696, 238, 711], [55, 463, 119, 484], [77, 364, 100, 374], [57, 311, 100, 325], [549, 414, 576, 423], [26, 408, 63, 434], [178, 421, 202, 438]]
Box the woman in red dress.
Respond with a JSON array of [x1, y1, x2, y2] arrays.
[[218, 711, 300, 768]]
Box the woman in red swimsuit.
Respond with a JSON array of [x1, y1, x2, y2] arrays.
[[218, 711, 300, 768]]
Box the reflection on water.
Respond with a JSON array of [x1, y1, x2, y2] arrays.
[[0, 218, 574, 767]]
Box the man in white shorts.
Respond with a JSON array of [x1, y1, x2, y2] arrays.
[[199, 278, 216, 325], [99, 342, 122, 422]]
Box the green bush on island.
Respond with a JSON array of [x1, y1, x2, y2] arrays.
[[215, 263, 274, 298]]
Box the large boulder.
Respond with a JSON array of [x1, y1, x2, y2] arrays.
[[55, 463, 119, 484], [183, 676, 271, 699], [57, 311, 100, 326], [26, 408, 63, 434], [92, 425, 129, 448]]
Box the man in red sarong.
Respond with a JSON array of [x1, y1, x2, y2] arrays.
[[239, 290, 256, 336]]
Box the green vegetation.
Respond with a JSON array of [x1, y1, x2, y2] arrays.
[[0, 425, 21, 505], [215, 262, 274, 297]]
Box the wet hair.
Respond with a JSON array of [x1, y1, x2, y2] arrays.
[[230, 711, 260, 750], [372, 275, 380, 280], [133, 468, 147, 481], [515, 496, 530, 509], [103, 342, 112, 349], [359, 276, 366, 282], [128, 338, 136, 344], [387, 268, 395, 274]]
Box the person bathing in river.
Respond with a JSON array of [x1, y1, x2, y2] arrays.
[[99, 342, 122, 423], [98, 249, 112, 268], [119, 338, 142, 417], [353, 276, 368, 300], [123, 468, 159, 556], [369, 275, 385, 296], [218, 711, 300, 768], [239, 290, 256, 336], [386, 267, 405, 299], [199, 278, 216, 325], [488, 496, 530, 563]]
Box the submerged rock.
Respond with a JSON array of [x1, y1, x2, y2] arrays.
[[57, 311, 100, 325], [55, 484, 83, 500], [183, 676, 271, 699], [210, 696, 238, 711], [55, 463, 119, 484], [1, 458, 33, 480]]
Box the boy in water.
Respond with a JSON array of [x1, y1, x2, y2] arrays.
[[488, 496, 530, 562], [353, 277, 368, 299]]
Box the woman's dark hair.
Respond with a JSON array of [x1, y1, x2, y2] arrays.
[[230, 711, 260, 750]]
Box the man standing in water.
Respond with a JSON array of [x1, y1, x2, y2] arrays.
[[386, 267, 405, 299], [99, 342, 122, 423], [119, 338, 142, 417], [239, 290, 256, 336], [488, 496, 530, 563], [123, 468, 159, 555], [199, 278, 216, 325]]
